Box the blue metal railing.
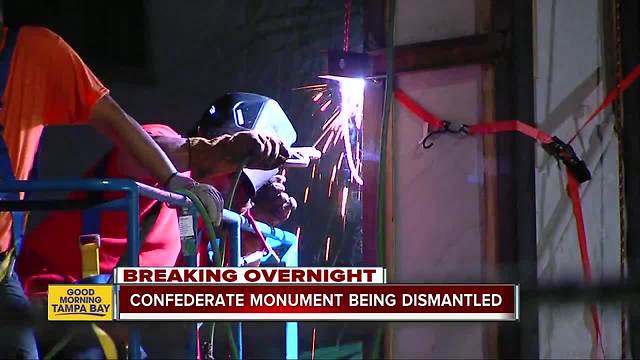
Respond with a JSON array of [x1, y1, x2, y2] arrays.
[[0, 179, 299, 359]]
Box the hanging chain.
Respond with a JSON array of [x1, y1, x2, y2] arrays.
[[343, 0, 352, 51]]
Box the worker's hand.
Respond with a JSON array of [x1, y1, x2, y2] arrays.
[[166, 173, 224, 226], [250, 175, 297, 226], [189, 131, 290, 179], [229, 131, 290, 170]]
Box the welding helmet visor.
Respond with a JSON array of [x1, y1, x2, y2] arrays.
[[197, 92, 297, 195]]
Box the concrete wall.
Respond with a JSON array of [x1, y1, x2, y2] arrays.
[[390, 1, 486, 358], [534, 0, 621, 358]]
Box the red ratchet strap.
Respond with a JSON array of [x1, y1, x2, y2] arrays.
[[394, 88, 445, 129], [468, 121, 553, 144], [395, 88, 554, 143], [393, 85, 615, 358], [566, 171, 605, 358], [244, 209, 280, 263], [569, 63, 640, 144]]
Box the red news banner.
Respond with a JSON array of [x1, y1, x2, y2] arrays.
[[113, 267, 519, 321]]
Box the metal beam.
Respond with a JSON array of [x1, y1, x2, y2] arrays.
[[368, 32, 506, 76]]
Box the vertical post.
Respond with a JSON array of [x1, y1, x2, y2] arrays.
[[493, 0, 538, 358], [285, 237, 299, 359], [228, 221, 243, 359], [620, 0, 640, 356], [126, 189, 141, 360], [179, 205, 199, 358]]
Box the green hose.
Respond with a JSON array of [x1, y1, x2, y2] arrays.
[[173, 188, 239, 359], [174, 189, 223, 267], [178, 159, 249, 360], [373, 0, 396, 358]]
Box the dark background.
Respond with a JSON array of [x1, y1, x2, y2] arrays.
[[4, 0, 367, 357]]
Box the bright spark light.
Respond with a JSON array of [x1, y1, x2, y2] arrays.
[[304, 187, 310, 203], [313, 92, 323, 102], [313, 78, 365, 185], [340, 186, 348, 218], [295, 226, 301, 241], [311, 164, 317, 179], [324, 237, 331, 262], [321, 132, 334, 154], [320, 99, 332, 112], [311, 328, 317, 360], [328, 165, 337, 195]]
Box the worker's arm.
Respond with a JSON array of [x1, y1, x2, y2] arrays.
[[89, 95, 178, 185], [112, 130, 290, 182], [89, 97, 225, 226]]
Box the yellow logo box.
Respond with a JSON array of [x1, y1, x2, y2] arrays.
[[48, 285, 114, 321]]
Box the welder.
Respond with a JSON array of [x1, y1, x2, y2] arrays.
[[18, 93, 298, 358], [0, 19, 226, 360]]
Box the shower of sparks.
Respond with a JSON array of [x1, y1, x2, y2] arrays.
[[324, 237, 331, 262], [294, 77, 365, 268], [295, 226, 301, 241], [312, 78, 365, 185], [311, 328, 317, 360], [340, 186, 348, 219], [303, 187, 310, 203]]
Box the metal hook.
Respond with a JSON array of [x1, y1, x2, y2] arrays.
[[420, 121, 469, 149], [421, 130, 443, 149]]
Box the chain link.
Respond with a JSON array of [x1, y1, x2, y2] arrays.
[[612, 0, 628, 357], [343, 0, 352, 51]]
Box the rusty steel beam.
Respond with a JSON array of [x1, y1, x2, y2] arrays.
[[369, 32, 507, 76]]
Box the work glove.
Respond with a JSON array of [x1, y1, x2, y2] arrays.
[[189, 131, 290, 179], [250, 175, 297, 226], [165, 173, 224, 226]]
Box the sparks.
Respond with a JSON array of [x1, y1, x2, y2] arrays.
[[313, 92, 323, 102], [340, 186, 348, 218], [328, 165, 337, 195], [320, 99, 332, 112], [311, 328, 317, 360], [337, 154, 344, 170], [311, 78, 365, 185], [304, 187, 310, 203], [311, 164, 317, 179], [295, 226, 301, 241], [321, 132, 334, 154], [324, 237, 331, 262]]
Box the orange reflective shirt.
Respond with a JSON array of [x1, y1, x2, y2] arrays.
[[0, 26, 109, 252]]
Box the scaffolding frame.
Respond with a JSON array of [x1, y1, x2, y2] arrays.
[[0, 179, 299, 360]]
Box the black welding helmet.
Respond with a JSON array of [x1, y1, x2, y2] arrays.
[[196, 92, 297, 195]]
